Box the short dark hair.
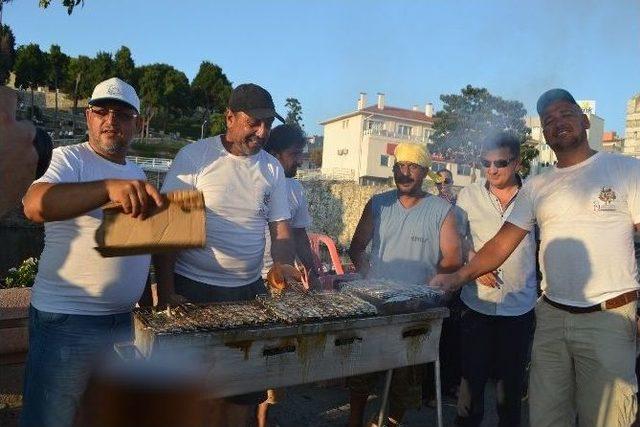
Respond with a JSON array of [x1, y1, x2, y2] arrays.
[[481, 131, 521, 159], [264, 124, 306, 155]]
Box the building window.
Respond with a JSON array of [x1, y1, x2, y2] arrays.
[[457, 164, 471, 176], [431, 162, 446, 172], [397, 124, 412, 136], [380, 155, 390, 167], [342, 119, 349, 129], [367, 120, 383, 131]]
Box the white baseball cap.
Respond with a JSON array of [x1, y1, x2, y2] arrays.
[[89, 77, 140, 113]]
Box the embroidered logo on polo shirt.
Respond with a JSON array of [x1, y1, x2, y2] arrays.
[[593, 186, 617, 212], [411, 235, 429, 243]]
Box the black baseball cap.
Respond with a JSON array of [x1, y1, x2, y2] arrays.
[[536, 88, 579, 116], [228, 83, 284, 123]]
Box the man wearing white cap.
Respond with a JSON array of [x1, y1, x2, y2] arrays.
[[347, 142, 462, 427], [21, 77, 164, 427]]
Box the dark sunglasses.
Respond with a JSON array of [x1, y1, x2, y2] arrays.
[[480, 158, 514, 168]]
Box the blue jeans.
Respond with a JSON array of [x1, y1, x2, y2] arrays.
[[20, 305, 132, 427]]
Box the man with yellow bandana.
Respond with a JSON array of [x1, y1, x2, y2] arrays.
[[347, 143, 462, 427]]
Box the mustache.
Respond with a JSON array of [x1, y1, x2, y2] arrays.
[[395, 176, 414, 184]]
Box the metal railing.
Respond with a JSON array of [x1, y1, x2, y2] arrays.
[[363, 128, 429, 144], [126, 156, 172, 172]]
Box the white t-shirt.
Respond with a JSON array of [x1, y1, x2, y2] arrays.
[[507, 152, 640, 307], [261, 178, 312, 278], [161, 136, 290, 287], [457, 182, 538, 316], [30, 142, 151, 315]]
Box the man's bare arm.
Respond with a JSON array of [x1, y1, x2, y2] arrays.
[[431, 222, 529, 291], [437, 210, 463, 274], [348, 199, 374, 275], [292, 227, 318, 278], [269, 220, 295, 265], [23, 179, 164, 223], [152, 252, 184, 308]]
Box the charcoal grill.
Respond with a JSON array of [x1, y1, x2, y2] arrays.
[[126, 287, 448, 426]]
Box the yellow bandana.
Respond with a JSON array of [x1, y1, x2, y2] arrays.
[[393, 143, 444, 183]]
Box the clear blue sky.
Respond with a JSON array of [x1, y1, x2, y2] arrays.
[[5, 0, 639, 136]]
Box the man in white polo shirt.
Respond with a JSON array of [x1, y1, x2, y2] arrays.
[[21, 77, 163, 427], [431, 89, 640, 426], [455, 132, 537, 427]]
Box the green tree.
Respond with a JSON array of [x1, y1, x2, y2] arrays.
[[137, 63, 191, 138], [63, 55, 92, 130], [46, 44, 70, 125], [191, 61, 232, 115], [13, 43, 48, 120], [191, 61, 231, 138], [39, 0, 83, 15], [0, 24, 14, 84], [285, 97, 303, 127], [114, 45, 135, 85], [87, 51, 113, 88], [431, 85, 534, 177]]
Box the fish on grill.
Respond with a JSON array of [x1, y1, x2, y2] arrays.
[[257, 291, 377, 323], [340, 279, 445, 314], [137, 301, 277, 334]]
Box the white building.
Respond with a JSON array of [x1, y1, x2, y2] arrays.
[[527, 99, 605, 175], [622, 93, 640, 159], [320, 93, 436, 184]]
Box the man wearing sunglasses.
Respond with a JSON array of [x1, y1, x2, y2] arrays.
[[20, 77, 164, 427], [348, 143, 462, 427], [431, 89, 640, 426], [454, 132, 537, 427]]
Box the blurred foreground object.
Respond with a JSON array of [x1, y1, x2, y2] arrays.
[[76, 353, 205, 427], [0, 86, 51, 217], [95, 190, 205, 256]]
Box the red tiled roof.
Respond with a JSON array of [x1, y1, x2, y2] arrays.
[[362, 105, 435, 123]]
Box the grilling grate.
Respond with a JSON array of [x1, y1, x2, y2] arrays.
[[136, 291, 377, 334]]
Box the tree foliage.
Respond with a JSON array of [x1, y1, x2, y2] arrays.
[[87, 51, 113, 87], [39, 0, 83, 15], [46, 44, 69, 89], [191, 61, 232, 116], [431, 85, 535, 176], [137, 63, 191, 136], [285, 97, 303, 127], [63, 54, 93, 99], [114, 45, 135, 85], [0, 24, 15, 84], [13, 43, 48, 90]]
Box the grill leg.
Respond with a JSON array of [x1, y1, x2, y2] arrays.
[[377, 369, 393, 426], [435, 357, 443, 427]]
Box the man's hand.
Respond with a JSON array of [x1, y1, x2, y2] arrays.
[[476, 271, 502, 288], [429, 272, 465, 293], [104, 179, 165, 219], [156, 292, 187, 310]]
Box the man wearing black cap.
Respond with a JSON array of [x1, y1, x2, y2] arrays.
[[20, 77, 164, 427], [154, 83, 293, 424], [431, 89, 640, 426]]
